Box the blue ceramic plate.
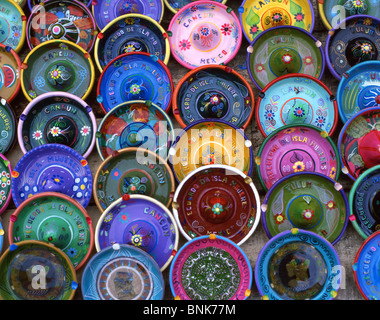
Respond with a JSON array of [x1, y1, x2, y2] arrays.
[[81, 243, 165, 300], [337, 60, 380, 123], [11, 143, 93, 208], [353, 230, 380, 300], [255, 229, 341, 300], [97, 52, 173, 113]]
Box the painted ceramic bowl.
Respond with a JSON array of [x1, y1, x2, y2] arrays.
[[169, 119, 253, 182], [255, 229, 341, 300], [82, 243, 164, 300], [325, 15, 380, 80], [21, 39, 95, 102], [93, 0, 164, 30], [338, 107, 380, 181], [0, 98, 16, 155], [97, 52, 173, 113], [167, 1, 242, 69], [172, 164, 260, 245], [337, 60, 380, 123], [28, 0, 92, 10], [0, 154, 12, 215], [169, 234, 252, 300], [94, 147, 175, 212], [18, 92, 97, 158], [164, 0, 227, 13], [262, 172, 349, 245], [349, 165, 380, 239], [95, 195, 178, 271], [319, 0, 380, 30], [94, 14, 170, 72], [256, 124, 340, 191], [26, 0, 97, 53], [0, 44, 21, 102], [0, 0, 26, 53], [172, 65, 254, 129], [353, 230, 380, 300], [255, 74, 338, 137], [96, 100, 175, 161], [239, 0, 314, 43], [11, 143, 93, 208], [0, 240, 78, 300], [9, 192, 94, 270], [247, 26, 325, 90], [0, 220, 3, 254]]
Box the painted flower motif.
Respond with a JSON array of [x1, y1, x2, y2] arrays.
[[293, 161, 305, 172], [49, 126, 61, 137], [111, 168, 121, 180], [66, 247, 78, 258], [32, 130, 43, 140], [72, 177, 90, 199], [104, 213, 113, 222], [361, 42, 373, 54], [131, 234, 143, 246], [249, 24, 260, 36], [179, 39, 191, 51], [203, 153, 215, 165], [326, 200, 336, 210], [130, 84, 141, 95], [264, 109, 275, 121], [79, 30, 88, 39], [353, 0, 364, 8], [221, 23, 232, 36], [80, 126, 90, 136], [329, 167, 337, 179], [315, 116, 326, 128], [212, 203, 224, 215], [275, 213, 285, 224], [50, 68, 62, 80], [210, 95, 220, 105], [303, 209, 314, 221], [19, 184, 38, 200], [282, 53, 293, 64], [28, 90, 37, 98], [303, 56, 314, 65], [200, 27, 210, 37], [119, 214, 129, 224], [1, 171, 10, 188], [272, 13, 283, 23], [294, 12, 305, 22], [190, 5, 198, 12], [124, 44, 136, 53], [293, 106, 305, 118], [125, 17, 135, 24], [363, 18, 372, 25], [255, 63, 265, 72]]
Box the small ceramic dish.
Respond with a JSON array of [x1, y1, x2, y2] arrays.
[[172, 164, 260, 245], [97, 52, 173, 113], [164, 0, 227, 14], [26, 0, 97, 52], [255, 229, 341, 300], [0, 44, 21, 102], [337, 60, 380, 123], [167, 1, 242, 69], [93, 0, 164, 30], [0, 98, 16, 155], [169, 234, 252, 300], [0, 0, 26, 53], [256, 124, 340, 191], [0, 153, 12, 215], [94, 13, 170, 72], [169, 119, 254, 182], [262, 172, 349, 245], [94, 147, 175, 212], [239, 0, 314, 43], [0, 240, 78, 300], [11, 143, 93, 208], [18, 91, 97, 158], [338, 106, 380, 181], [81, 243, 165, 300], [21, 39, 95, 102], [247, 26, 325, 90], [255, 73, 338, 137], [172, 65, 254, 129], [325, 15, 380, 80]]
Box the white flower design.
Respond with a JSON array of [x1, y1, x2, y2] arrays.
[[32, 130, 43, 140], [81, 126, 91, 136]]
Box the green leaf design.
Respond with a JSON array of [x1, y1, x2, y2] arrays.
[[295, 20, 305, 29], [290, 0, 302, 15], [246, 8, 260, 26]]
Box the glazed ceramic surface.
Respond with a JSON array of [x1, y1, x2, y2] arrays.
[[262, 172, 349, 245], [164, 0, 226, 13], [81, 243, 164, 300], [247, 26, 324, 90], [168, 1, 242, 69], [28, 0, 92, 11], [0, 220, 3, 253], [0, 98, 16, 154], [0, 44, 21, 102], [0, 153, 12, 215]]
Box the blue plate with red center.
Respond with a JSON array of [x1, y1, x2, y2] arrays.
[[11, 143, 93, 208], [97, 52, 173, 113]]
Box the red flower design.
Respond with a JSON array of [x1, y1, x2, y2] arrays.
[[221, 23, 232, 36], [179, 39, 191, 51]]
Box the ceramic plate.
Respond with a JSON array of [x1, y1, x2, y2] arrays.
[[169, 119, 253, 182], [0, 240, 77, 300], [94, 147, 175, 212], [0, 0, 26, 53], [94, 13, 170, 72], [21, 39, 95, 101], [172, 65, 254, 129], [262, 172, 349, 245], [168, 1, 242, 69], [0, 153, 12, 215], [164, 0, 227, 14], [239, 0, 314, 42], [0, 44, 21, 102], [93, 0, 164, 30], [255, 229, 341, 300], [97, 52, 173, 113], [255, 74, 338, 137], [28, 0, 93, 11], [247, 26, 325, 90], [337, 60, 380, 123], [169, 234, 252, 300], [27, 0, 96, 52], [9, 192, 94, 270], [172, 164, 260, 245], [82, 243, 165, 300], [338, 107, 380, 181], [0, 98, 16, 155], [18, 91, 97, 158], [325, 15, 380, 80], [11, 143, 93, 208]]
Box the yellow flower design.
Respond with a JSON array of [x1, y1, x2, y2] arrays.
[[50, 68, 61, 80], [293, 161, 305, 172]]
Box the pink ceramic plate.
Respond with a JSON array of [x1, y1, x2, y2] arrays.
[[168, 1, 242, 69]]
